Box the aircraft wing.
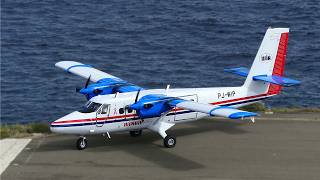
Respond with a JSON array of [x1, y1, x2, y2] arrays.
[[169, 100, 257, 119], [55, 61, 123, 83]]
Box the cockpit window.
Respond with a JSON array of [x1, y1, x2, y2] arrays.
[[79, 101, 102, 113]]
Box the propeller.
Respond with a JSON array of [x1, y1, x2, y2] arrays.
[[85, 75, 91, 88], [76, 75, 91, 93], [134, 89, 141, 103], [76, 87, 81, 92]]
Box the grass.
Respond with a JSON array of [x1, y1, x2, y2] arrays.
[[241, 103, 320, 113], [270, 107, 320, 113], [240, 102, 267, 112], [0, 123, 50, 139]]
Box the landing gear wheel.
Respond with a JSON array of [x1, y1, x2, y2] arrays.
[[76, 137, 87, 150], [130, 130, 142, 137], [163, 135, 176, 148]]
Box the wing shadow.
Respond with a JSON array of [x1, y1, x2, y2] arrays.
[[35, 118, 249, 170]]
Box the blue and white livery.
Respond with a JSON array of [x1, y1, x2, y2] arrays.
[[51, 28, 300, 150]]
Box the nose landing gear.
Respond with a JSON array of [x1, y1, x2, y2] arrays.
[[129, 130, 142, 137], [163, 135, 176, 148], [76, 136, 87, 150]]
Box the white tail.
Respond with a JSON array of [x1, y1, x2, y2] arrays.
[[244, 27, 289, 95]]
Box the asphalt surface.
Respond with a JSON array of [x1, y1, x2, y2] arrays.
[[2, 113, 320, 180]]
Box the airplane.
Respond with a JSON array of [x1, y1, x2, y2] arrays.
[[51, 28, 300, 150]]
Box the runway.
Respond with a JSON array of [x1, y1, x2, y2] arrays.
[[2, 115, 320, 180]]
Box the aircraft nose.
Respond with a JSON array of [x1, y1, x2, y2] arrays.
[[50, 114, 72, 133], [50, 111, 84, 134], [50, 123, 56, 133], [50, 119, 62, 133]]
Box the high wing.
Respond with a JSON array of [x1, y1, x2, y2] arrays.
[[168, 99, 257, 119], [55, 61, 123, 83], [56, 61, 143, 99]]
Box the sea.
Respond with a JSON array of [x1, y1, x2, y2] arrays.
[[1, 0, 319, 124]]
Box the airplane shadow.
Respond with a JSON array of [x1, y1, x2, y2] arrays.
[[37, 119, 249, 171]]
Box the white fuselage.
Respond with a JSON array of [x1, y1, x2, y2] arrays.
[[50, 85, 273, 135]]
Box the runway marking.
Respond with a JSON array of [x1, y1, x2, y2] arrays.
[[0, 138, 31, 175]]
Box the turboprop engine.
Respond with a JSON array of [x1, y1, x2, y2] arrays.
[[129, 93, 178, 119]]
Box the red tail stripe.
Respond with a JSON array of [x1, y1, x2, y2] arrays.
[[267, 32, 289, 95]]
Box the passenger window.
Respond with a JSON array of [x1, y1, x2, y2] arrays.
[[100, 105, 109, 114], [127, 108, 133, 113], [119, 108, 124, 114]]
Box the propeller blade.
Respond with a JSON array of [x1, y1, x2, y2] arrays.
[[85, 75, 91, 88], [76, 87, 81, 92], [134, 89, 141, 103]]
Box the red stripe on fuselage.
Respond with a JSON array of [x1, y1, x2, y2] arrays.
[[52, 113, 137, 124]]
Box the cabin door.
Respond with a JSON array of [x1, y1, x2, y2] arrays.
[[96, 104, 110, 127]]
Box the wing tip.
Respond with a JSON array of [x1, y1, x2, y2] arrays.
[[55, 61, 84, 68], [228, 112, 258, 119]]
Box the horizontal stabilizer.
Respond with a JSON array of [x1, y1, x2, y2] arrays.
[[253, 75, 300, 86], [224, 67, 249, 77]]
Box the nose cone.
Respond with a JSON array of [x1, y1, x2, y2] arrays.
[[50, 111, 84, 134], [50, 124, 58, 133]]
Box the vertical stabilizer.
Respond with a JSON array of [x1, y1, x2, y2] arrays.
[[243, 28, 289, 95]]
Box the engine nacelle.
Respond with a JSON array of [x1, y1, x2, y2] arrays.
[[130, 94, 173, 119], [78, 78, 142, 100]]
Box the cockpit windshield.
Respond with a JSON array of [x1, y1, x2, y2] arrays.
[[79, 101, 102, 113]]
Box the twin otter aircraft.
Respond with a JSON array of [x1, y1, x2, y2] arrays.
[[51, 28, 300, 150]]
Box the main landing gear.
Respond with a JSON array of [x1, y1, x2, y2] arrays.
[[76, 136, 87, 150], [129, 130, 142, 137], [75, 131, 176, 150], [163, 135, 176, 148]]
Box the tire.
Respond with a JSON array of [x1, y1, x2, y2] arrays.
[[130, 130, 142, 137], [163, 135, 176, 148], [76, 137, 87, 150]]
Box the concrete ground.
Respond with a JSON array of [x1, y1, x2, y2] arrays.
[[1, 113, 320, 180], [0, 138, 31, 175]]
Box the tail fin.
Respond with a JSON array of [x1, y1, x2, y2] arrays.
[[243, 28, 289, 95]]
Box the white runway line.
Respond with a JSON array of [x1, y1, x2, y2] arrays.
[[0, 138, 31, 175]]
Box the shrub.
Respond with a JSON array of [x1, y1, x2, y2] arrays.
[[27, 123, 50, 133], [0, 122, 50, 139]]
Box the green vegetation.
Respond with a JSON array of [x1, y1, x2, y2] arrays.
[[241, 103, 320, 113], [270, 107, 320, 113], [240, 102, 267, 112], [0, 123, 50, 139]]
